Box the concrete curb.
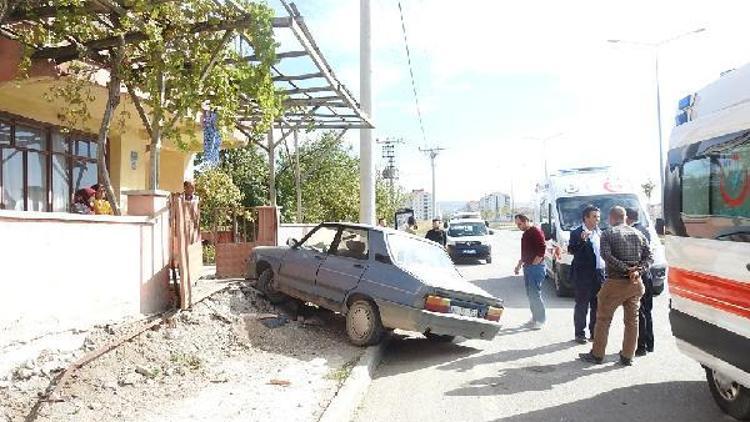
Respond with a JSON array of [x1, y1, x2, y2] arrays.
[[319, 336, 389, 422]]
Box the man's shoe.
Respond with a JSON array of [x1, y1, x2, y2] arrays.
[[634, 348, 647, 357], [579, 352, 603, 364], [575, 336, 587, 344], [646, 346, 654, 353], [619, 353, 633, 366], [531, 321, 544, 330]]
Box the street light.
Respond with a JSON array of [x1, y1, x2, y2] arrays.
[[524, 132, 564, 179], [608, 27, 706, 194]]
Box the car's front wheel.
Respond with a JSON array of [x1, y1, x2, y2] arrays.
[[258, 268, 287, 305], [706, 367, 750, 420], [346, 299, 384, 346]]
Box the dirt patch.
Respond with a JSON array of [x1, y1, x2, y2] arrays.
[[0, 283, 362, 422]]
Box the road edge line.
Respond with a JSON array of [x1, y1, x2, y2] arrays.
[[318, 336, 389, 422]]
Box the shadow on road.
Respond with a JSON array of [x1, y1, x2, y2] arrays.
[[445, 357, 625, 397], [471, 276, 573, 309], [489, 381, 728, 422], [437, 340, 578, 373], [373, 335, 482, 379]]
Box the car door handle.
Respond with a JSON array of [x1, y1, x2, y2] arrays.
[[353, 263, 364, 269]]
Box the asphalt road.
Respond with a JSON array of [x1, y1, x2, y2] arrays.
[[354, 230, 733, 422]]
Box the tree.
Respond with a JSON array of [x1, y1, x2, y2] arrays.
[[376, 177, 408, 225], [642, 179, 656, 200], [7, 0, 280, 213], [276, 132, 360, 223], [217, 144, 269, 208], [194, 167, 243, 231]]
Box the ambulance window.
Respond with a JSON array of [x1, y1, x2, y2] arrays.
[[710, 143, 750, 219], [681, 158, 710, 216]]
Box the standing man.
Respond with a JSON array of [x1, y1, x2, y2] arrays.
[[626, 207, 654, 356], [513, 214, 547, 329], [580, 206, 652, 366], [568, 205, 605, 344], [425, 217, 447, 246]]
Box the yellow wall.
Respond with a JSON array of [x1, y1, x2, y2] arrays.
[[0, 77, 200, 209]]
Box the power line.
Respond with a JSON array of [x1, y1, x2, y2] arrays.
[[397, 1, 428, 146]]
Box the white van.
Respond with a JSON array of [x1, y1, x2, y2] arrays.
[[445, 218, 494, 264], [664, 64, 750, 419], [534, 167, 667, 296]]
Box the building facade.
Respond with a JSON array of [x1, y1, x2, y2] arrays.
[[479, 192, 511, 220], [409, 189, 433, 221]]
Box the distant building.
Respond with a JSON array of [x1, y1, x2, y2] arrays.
[[409, 189, 433, 220], [479, 192, 511, 220]]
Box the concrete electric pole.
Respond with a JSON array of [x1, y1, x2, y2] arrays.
[[419, 146, 445, 219], [378, 137, 404, 207], [359, 0, 375, 225]]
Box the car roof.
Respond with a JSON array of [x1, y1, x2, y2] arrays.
[[449, 218, 485, 224], [321, 221, 380, 231]]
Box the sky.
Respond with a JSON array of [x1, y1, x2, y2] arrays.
[[271, 0, 750, 205]]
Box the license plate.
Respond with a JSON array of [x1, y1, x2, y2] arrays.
[[463, 249, 476, 255], [450, 306, 478, 318]]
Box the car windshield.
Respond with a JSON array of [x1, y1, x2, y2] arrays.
[[557, 194, 646, 231], [448, 222, 487, 237], [386, 233, 457, 279]]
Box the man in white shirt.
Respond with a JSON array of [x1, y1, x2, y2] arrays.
[[567, 205, 606, 344]]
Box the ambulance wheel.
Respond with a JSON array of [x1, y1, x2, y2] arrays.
[[706, 367, 750, 420]]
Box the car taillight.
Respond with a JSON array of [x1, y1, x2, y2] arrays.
[[485, 306, 503, 322], [425, 295, 451, 313]]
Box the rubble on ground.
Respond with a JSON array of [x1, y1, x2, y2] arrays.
[[0, 283, 361, 422]]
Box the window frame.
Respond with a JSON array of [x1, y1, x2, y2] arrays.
[[0, 111, 105, 212]]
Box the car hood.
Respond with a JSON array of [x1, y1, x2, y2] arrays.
[[253, 245, 290, 259]]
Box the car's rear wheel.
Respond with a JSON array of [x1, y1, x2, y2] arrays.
[[424, 332, 455, 342], [346, 299, 384, 346], [258, 268, 287, 305], [706, 367, 750, 420]]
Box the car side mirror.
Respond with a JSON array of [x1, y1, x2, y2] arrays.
[[443, 221, 448, 229], [489, 229, 495, 235], [655, 218, 665, 236], [286, 237, 298, 248], [541, 223, 553, 241]]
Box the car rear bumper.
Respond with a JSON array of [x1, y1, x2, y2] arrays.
[[376, 300, 501, 340]]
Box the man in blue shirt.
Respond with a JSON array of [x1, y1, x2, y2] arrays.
[[568, 205, 606, 344]]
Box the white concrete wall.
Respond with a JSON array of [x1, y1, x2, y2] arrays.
[[277, 224, 318, 246], [0, 210, 172, 377]]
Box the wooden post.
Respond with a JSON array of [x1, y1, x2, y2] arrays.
[[267, 128, 276, 207], [294, 129, 302, 222]]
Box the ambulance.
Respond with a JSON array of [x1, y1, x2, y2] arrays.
[[534, 167, 667, 296], [665, 64, 750, 419]]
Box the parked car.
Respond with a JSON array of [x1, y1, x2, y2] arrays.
[[445, 218, 494, 264], [246, 222, 504, 346]]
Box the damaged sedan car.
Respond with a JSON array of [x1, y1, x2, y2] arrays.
[[247, 222, 504, 346]]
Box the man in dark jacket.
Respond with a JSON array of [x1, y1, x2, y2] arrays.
[[425, 217, 447, 246], [568, 205, 606, 344], [627, 207, 654, 356]]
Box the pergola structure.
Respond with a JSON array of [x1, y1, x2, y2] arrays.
[[235, 0, 374, 209], [1, 0, 373, 210]]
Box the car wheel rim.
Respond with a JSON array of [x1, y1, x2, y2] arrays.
[[713, 370, 740, 401], [350, 306, 372, 339]]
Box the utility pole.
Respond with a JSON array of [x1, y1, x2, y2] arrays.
[[419, 146, 445, 219], [359, 0, 375, 225], [377, 137, 404, 208]]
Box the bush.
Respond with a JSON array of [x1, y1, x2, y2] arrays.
[[202, 244, 216, 264]]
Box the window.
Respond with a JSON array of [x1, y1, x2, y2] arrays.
[[301, 225, 339, 254], [334, 228, 369, 260], [0, 114, 102, 212], [681, 158, 710, 215], [386, 233, 457, 281], [556, 194, 644, 230], [677, 135, 750, 241], [448, 222, 487, 237]]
